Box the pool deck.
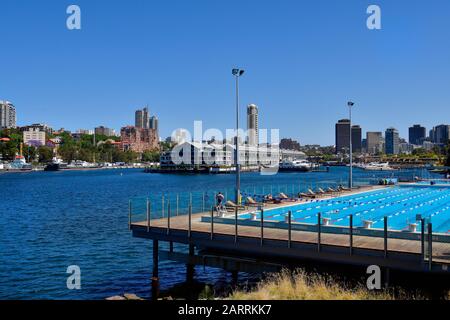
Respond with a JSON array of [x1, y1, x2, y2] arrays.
[[131, 185, 450, 279]]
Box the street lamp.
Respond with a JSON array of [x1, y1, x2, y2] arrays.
[[232, 68, 245, 204], [348, 101, 355, 189]]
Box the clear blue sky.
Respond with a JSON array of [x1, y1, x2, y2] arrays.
[[1, 0, 449, 145]]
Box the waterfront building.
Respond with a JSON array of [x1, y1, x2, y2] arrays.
[[120, 126, 159, 153], [351, 125, 362, 153], [247, 104, 259, 146], [23, 127, 46, 147], [95, 126, 114, 137], [160, 141, 302, 170], [409, 124, 426, 145], [385, 127, 400, 155], [0, 100, 16, 129], [135, 107, 150, 129]]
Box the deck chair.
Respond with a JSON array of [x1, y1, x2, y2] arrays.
[[246, 196, 265, 207], [278, 192, 298, 202], [224, 200, 246, 212]]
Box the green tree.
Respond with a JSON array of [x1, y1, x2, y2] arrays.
[[23, 145, 37, 163], [142, 151, 160, 162], [446, 141, 450, 167], [37, 146, 54, 163]]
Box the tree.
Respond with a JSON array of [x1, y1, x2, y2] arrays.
[[23, 145, 37, 163], [38, 146, 54, 163], [142, 151, 160, 162], [446, 141, 450, 167]]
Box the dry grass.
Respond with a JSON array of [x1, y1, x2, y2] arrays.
[[230, 269, 399, 300]]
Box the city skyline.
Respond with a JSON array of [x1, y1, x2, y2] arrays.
[[1, 1, 450, 144]]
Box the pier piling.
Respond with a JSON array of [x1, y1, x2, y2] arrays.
[[151, 240, 160, 300]]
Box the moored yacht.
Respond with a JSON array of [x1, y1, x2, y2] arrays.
[[278, 159, 313, 172]]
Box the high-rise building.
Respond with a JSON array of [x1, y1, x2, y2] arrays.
[[430, 124, 450, 145], [335, 119, 350, 154], [0, 100, 16, 129], [351, 125, 362, 153], [135, 107, 150, 129], [366, 132, 383, 155], [150, 116, 159, 131], [408, 124, 426, 145], [385, 127, 400, 155], [247, 104, 259, 146]]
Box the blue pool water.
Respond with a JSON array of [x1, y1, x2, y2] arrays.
[[239, 186, 450, 234]]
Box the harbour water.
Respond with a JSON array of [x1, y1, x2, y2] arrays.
[[0, 167, 437, 299]]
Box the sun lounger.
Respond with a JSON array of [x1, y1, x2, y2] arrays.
[[246, 196, 265, 207], [224, 200, 246, 212], [278, 192, 298, 202], [298, 190, 316, 199]]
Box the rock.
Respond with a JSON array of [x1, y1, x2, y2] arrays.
[[106, 295, 127, 300], [124, 293, 144, 300]]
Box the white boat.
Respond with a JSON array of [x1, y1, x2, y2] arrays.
[[359, 162, 396, 171], [278, 159, 313, 172], [8, 156, 32, 170]]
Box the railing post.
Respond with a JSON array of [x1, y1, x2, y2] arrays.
[[260, 208, 264, 246], [349, 214, 353, 255], [384, 216, 388, 258], [161, 195, 165, 218], [202, 192, 205, 213], [128, 199, 132, 230], [288, 210, 292, 248], [428, 223, 433, 271], [421, 218, 425, 261], [210, 206, 214, 240], [146, 198, 150, 232], [234, 207, 238, 244], [317, 212, 321, 252], [188, 204, 192, 239], [167, 200, 171, 235], [176, 194, 179, 216]]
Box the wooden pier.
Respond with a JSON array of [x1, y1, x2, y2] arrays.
[[130, 188, 450, 298]]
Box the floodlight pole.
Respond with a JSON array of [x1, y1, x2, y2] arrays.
[[233, 68, 244, 204], [348, 102, 354, 189]]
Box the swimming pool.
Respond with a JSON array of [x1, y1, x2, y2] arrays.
[[203, 185, 450, 242]]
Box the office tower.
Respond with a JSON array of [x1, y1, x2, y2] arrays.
[[335, 119, 350, 154], [366, 132, 383, 155], [150, 116, 159, 131], [351, 125, 362, 153], [135, 107, 150, 129], [408, 124, 426, 145], [430, 124, 450, 144], [0, 100, 16, 129], [247, 104, 259, 146], [385, 127, 400, 155]]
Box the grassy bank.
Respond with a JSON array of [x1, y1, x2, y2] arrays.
[[229, 270, 416, 300]]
